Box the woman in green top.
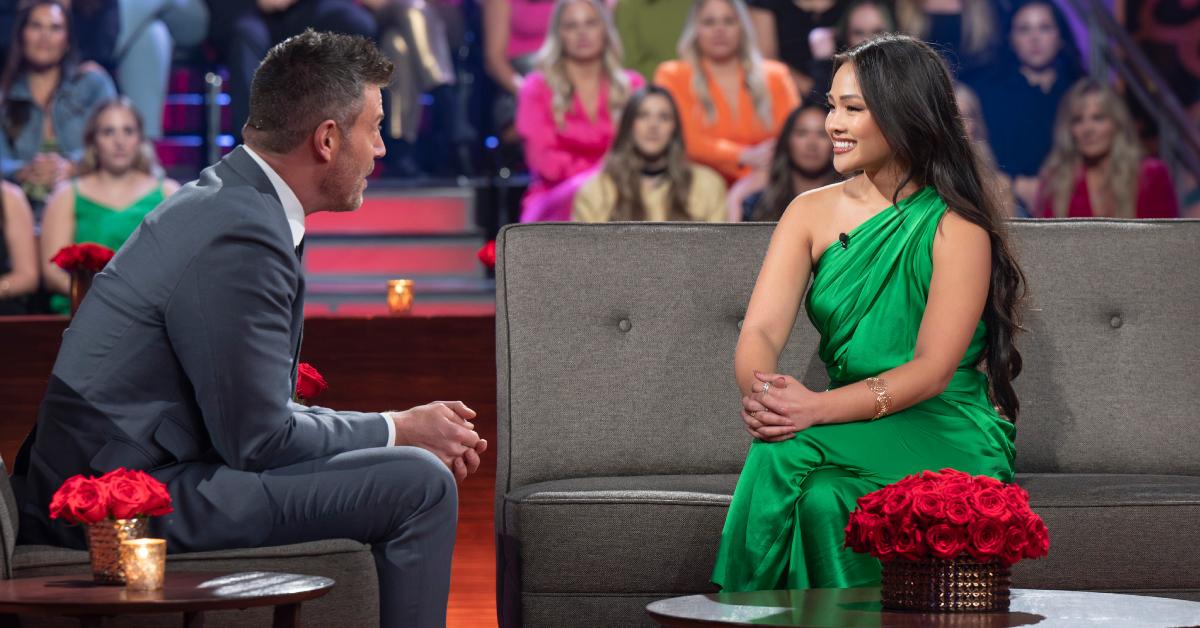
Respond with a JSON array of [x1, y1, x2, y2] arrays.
[[41, 97, 180, 314], [712, 34, 1026, 591]]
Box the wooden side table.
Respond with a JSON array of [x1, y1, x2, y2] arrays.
[[0, 571, 335, 628]]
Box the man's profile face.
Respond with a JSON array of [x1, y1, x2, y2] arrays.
[[321, 86, 386, 213]]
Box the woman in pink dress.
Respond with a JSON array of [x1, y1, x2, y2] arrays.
[[515, 0, 644, 221], [1038, 78, 1179, 219]]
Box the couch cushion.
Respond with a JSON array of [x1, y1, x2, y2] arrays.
[[505, 472, 1200, 596], [1013, 473, 1200, 592], [504, 475, 736, 594]]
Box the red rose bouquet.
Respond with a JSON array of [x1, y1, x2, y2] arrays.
[[295, 362, 328, 403], [49, 468, 173, 525], [51, 243, 115, 272], [476, 240, 496, 269], [844, 468, 1049, 566]]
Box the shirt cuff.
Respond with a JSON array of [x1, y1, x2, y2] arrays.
[[381, 412, 396, 447]]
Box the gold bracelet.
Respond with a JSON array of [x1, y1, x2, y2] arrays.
[[865, 377, 893, 420]]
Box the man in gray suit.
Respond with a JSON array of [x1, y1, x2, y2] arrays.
[[12, 30, 483, 627]]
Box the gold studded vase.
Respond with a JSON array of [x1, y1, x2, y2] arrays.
[[86, 517, 149, 584], [881, 556, 1010, 612]]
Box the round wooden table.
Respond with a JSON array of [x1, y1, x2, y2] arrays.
[[646, 587, 1200, 627], [0, 571, 334, 628]]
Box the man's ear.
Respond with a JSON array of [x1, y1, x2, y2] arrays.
[[311, 119, 339, 163]]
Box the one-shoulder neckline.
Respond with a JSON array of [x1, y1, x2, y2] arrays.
[[814, 185, 933, 267]]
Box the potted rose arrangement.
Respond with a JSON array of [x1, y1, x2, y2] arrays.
[[844, 468, 1049, 612], [50, 243, 115, 315], [50, 468, 173, 583]]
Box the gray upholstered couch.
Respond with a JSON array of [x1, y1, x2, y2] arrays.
[[495, 219, 1200, 627], [0, 459, 377, 627]]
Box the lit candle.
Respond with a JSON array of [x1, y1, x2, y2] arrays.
[[387, 279, 414, 315], [120, 538, 166, 591]]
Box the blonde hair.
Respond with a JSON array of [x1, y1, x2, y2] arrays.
[[1040, 78, 1141, 218], [77, 97, 160, 177], [895, 0, 997, 58], [676, 0, 773, 128], [532, 0, 631, 127]]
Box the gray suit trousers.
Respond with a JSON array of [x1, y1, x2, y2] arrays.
[[253, 447, 457, 628]]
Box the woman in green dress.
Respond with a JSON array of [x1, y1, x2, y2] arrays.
[[41, 97, 179, 314], [712, 34, 1026, 591]]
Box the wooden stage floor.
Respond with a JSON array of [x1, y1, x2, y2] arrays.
[[0, 315, 500, 627]]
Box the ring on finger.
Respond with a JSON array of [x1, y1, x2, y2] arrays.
[[761, 382, 771, 394]]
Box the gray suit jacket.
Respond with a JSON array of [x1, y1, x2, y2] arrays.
[[14, 147, 389, 550]]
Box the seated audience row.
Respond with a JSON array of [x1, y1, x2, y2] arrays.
[[514, 0, 644, 222], [0, 98, 178, 315], [517, 0, 796, 222]]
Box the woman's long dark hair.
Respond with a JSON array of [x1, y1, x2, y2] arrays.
[[602, 85, 693, 221], [1, 0, 78, 143], [835, 34, 1027, 420], [751, 103, 837, 221]]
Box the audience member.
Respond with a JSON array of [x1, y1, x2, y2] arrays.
[[655, 0, 799, 192], [808, 0, 895, 102], [0, 181, 38, 314], [204, 0, 377, 142], [365, 0, 466, 176], [839, 0, 894, 48], [40, 98, 180, 314], [740, 103, 836, 221], [0, 0, 117, 210], [573, 85, 726, 222], [113, 0, 211, 140], [484, 0, 554, 135], [968, 0, 1081, 211], [1037, 78, 1179, 219], [954, 81, 1015, 215], [895, 0, 1000, 76], [515, 0, 643, 222], [746, 0, 841, 99], [614, 0, 692, 80]]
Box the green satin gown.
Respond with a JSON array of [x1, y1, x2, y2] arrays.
[[711, 185, 1016, 591]]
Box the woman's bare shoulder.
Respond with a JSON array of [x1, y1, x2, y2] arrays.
[[779, 179, 847, 226]]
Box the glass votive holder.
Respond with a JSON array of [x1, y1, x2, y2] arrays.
[[387, 279, 414, 315], [120, 538, 166, 591]]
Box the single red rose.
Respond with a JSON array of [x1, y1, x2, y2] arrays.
[[940, 477, 976, 499], [52, 243, 115, 272], [105, 469, 153, 519], [970, 487, 1011, 522], [1004, 484, 1034, 516], [892, 519, 925, 561], [882, 488, 913, 519], [295, 362, 328, 401], [926, 523, 969, 559], [972, 474, 1004, 490], [911, 487, 946, 521], [1001, 524, 1029, 566], [477, 240, 496, 269], [49, 476, 90, 523], [856, 489, 886, 513], [944, 497, 973, 526], [52, 476, 109, 525], [870, 520, 897, 561], [967, 518, 1007, 561], [1024, 517, 1050, 558], [137, 472, 174, 517]]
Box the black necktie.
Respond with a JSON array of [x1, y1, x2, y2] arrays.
[[294, 237, 305, 261]]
